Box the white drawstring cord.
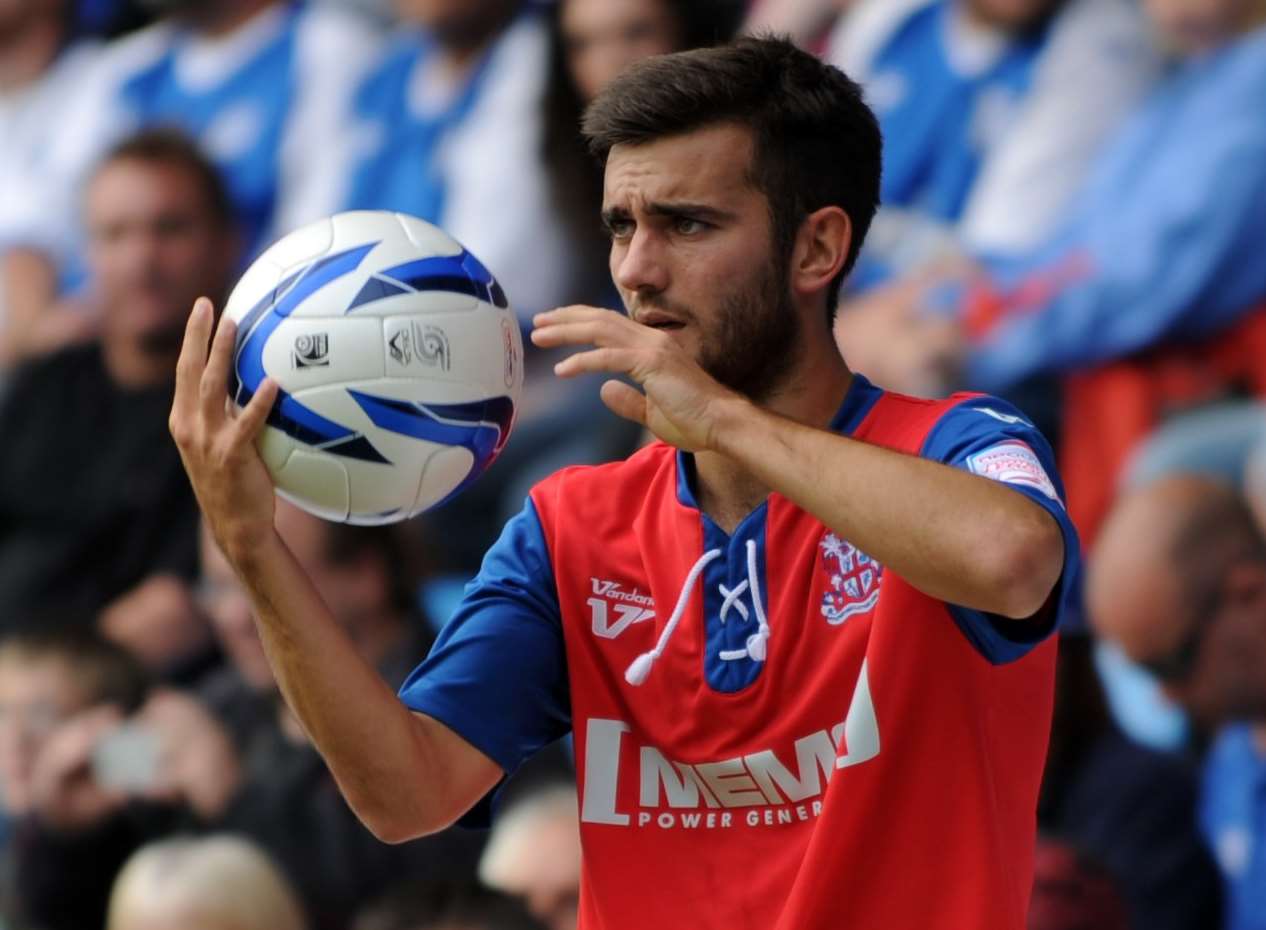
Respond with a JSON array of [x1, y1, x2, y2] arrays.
[[625, 549, 722, 686], [744, 538, 771, 661], [626, 539, 773, 685]]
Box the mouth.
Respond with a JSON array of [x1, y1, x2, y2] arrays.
[[634, 312, 687, 332]]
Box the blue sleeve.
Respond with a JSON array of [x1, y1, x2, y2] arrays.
[[966, 124, 1266, 391], [921, 396, 1082, 663], [398, 498, 571, 778]]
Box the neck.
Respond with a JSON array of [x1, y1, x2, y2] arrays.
[[0, 16, 62, 92], [435, 37, 493, 82], [102, 336, 178, 389], [693, 327, 852, 532], [184, 0, 275, 38], [958, 2, 1008, 33], [432, 5, 515, 76]]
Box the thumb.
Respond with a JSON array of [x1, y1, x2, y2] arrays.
[[600, 380, 647, 426]]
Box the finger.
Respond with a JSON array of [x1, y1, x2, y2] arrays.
[[532, 318, 643, 351], [173, 298, 214, 422], [231, 377, 278, 443], [532, 305, 618, 327], [553, 347, 638, 379], [599, 380, 647, 426], [200, 314, 237, 424]]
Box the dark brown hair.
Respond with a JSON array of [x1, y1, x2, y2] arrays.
[[0, 628, 149, 713], [94, 127, 235, 229], [582, 36, 882, 313]]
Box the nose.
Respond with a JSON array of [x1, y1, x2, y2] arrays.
[[612, 227, 669, 297]]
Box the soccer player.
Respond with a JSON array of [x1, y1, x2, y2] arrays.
[[170, 38, 1079, 930]]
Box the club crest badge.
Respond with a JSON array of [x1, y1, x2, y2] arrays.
[[819, 532, 882, 625]]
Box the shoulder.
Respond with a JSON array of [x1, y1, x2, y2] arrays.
[[850, 386, 981, 450], [826, 0, 937, 77], [0, 344, 102, 427], [293, 4, 383, 76], [487, 12, 551, 74], [1035, 0, 1161, 84], [102, 20, 177, 83], [8, 343, 100, 391], [355, 30, 426, 101], [469, 12, 551, 115], [530, 442, 676, 523], [44, 40, 103, 91], [1221, 27, 1266, 108]]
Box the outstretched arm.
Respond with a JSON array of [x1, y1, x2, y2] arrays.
[[169, 299, 501, 842], [532, 306, 1065, 620]]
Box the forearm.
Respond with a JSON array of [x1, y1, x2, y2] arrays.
[[711, 398, 1063, 617], [228, 531, 482, 839]]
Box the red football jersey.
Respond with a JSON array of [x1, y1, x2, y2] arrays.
[[401, 377, 1077, 929], [531, 389, 1061, 930]]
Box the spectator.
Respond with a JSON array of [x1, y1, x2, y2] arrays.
[[544, 0, 745, 303], [0, 130, 231, 671], [1037, 634, 1223, 928], [838, 0, 1266, 541], [1, 0, 380, 354], [0, 629, 151, 930], [478, 783, 580, 930], [0, 0, 101, 364], [0, 629, 148, 822], [106, 834, 306, 930], [356, 881, 546, 930], [342, 0, 579, 322], [8, 500, 479, 930], [828, 0, 1157, 284], [1089, 476, 1266, 930]]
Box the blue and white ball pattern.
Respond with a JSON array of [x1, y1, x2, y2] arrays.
[[225, 210, 522, 524]]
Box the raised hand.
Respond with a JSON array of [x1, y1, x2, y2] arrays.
[[530, 305, 744, 452], [28, 706, 128, 832], [135, 689, 241, 821], [169, 297, 279, 561]]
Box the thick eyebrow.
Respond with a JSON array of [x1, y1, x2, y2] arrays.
[[601, 202, 736, 229]]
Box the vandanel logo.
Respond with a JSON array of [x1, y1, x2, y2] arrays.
[[588, 578, 656, 639]]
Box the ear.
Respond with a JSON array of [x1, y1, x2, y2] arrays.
[[1223, 560, 1266, 607], [790, 206, 851, 301]]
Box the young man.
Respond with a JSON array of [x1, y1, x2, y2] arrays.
[[171, 38, 1078, 930]]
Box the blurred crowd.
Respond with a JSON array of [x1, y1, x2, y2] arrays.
[[0, 0, 1263, 928]]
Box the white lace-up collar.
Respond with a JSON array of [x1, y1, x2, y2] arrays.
[[625, 539, 771, 686]]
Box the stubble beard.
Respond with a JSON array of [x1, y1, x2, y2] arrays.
[[697, 258, 800, 404]]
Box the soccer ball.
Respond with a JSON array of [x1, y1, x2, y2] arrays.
[[224, 211, 522, 525]]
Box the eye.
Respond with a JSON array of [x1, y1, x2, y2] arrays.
[[605, 218, 634, 241], [672, 216, 707, 236]]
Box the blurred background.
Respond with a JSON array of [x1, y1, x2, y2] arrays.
[[0, 0, 1264, 928]]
